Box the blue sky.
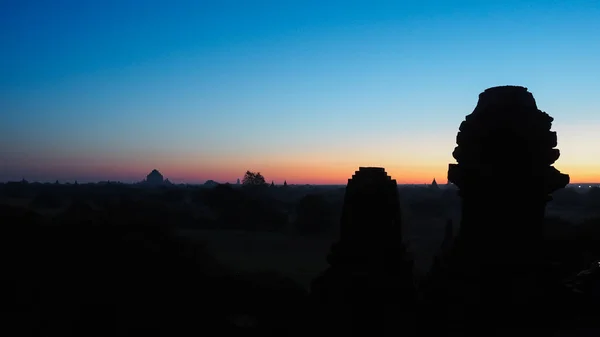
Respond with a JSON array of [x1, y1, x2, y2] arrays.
[[1, 0, 600, 183]]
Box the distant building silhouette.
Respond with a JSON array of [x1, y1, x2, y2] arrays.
[[139, 169, 173, 186], [204, 180, 219, 188], [146, 169, 164, 185], [430, 178, 439, 189]]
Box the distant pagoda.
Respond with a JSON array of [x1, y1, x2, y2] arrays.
[[145, 169, 165, 186]]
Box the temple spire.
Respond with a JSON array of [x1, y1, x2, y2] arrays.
[[430, 178, 439, 189]]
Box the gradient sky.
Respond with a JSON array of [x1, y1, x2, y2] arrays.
[[1, 0, 600, 184]]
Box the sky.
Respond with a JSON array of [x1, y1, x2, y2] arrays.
[[1, 0, 600, 184]]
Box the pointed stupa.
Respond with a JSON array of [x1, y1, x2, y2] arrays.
[[146, 169, 164, 185]]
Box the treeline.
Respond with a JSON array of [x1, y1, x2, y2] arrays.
[[550, 186, 600, 209], [0, 181, 344, 236]]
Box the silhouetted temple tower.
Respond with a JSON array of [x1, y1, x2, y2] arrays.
[[439, 86, 571, 332], [337, 167, 404, 252], [448, 86, 569, 266], [310, 167, 415, 335]]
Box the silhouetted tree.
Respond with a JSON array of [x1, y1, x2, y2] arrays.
[[160, 188, 186, 203], [242, 171, 267, 187], [295, 193, 333, 235], [30, 191, 63, 209], [586, 187, 600, 209], [203, 184, 243, 215], [408, 196, 446, 217], [550, 187, 583, 207], [283, 180, 288, 187], [3, 181, 30, 198]]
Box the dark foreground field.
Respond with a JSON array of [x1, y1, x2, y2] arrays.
[[176, 229, 332, 288], [3, 181, 600, 336]]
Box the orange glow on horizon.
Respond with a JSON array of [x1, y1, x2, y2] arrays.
[[7, 151, 599, 185], [42, 160, 600, 185], [161, 161, 600, 185]]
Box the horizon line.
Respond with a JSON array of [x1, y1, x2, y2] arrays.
[[3, 179, 600, 187]]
